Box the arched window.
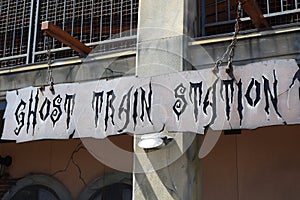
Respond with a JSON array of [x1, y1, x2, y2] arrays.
[[2, 174, 72, 200], [78, 172, 132, 200], [89, 183, 132, 200], [10, 185, 59, 200]]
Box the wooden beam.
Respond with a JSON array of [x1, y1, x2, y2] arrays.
[[241, 0, 269, 28], [41, 21, 92, 56]]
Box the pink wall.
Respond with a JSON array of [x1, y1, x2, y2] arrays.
[[0, 135, 133, 199], [1, 124, 300, 199], [202, 124, 300, 200]]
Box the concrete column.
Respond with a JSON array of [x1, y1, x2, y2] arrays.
[[133, 0, 201, 199], [135, 0, 185, 76]]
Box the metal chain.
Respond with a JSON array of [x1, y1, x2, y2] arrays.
[[45, 34, 54, 91], [213, 1, 242, 74]]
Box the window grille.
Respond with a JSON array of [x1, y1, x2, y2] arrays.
[[0, 0, 33, 68], [0, 0, 139, 68], [34, 0, 139, 63], [200, 0, 300, 36]]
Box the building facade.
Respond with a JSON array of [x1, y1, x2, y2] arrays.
[[0, 0, 300, 199]]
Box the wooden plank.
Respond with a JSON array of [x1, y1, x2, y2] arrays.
[[241, 0, 269, 28], [41, 21, 92, 56]]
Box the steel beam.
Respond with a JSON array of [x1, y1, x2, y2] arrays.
[[241, 0, 269, 28], [41, 21, 92, 57]]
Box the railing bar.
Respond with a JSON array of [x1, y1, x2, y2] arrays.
[[46, 0, 49, 19], [20, 0, 27, 53], [32, 0, 40, 63], [71, 0, 75, 36], [205, 8, 300, 28], [54, 0, 58, 47], [3, 0, 11, 58], [34, 42, 137, 55], [215, 0, 218, 22], [90, 0, 94, 43], [33, 36, 137, 55], [100, 0, 103, 41], [44, 0, 50, 50], [0, 54, 27, 61], [63, 0, 67, 30], [87, 35, 137, 45], [110, 0, 113, 38], [267, 0, 270, 14], [264, 8, 300, 17], [34, 47, 72, 55], [130, 0, 133, 35], [54, 0, 58, 25], [281, 0, 284, 11], [12, 0, 19, 56], [80, 1, 84, 41], [120, 0, 123, 37], [202, 0, 206, 36], [27, 0, 36, 63], [227, 0, 230, 20]]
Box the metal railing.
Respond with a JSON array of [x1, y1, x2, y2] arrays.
[[0, 0, 33, 67], [0, 0, 139, 68], [201, 0, 300, 36]]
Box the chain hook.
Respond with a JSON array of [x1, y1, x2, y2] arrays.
[[213, 1, 242, 75]]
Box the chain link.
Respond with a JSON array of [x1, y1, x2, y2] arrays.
[[45, 34, 54, 91], [213, 1, 242, 74]]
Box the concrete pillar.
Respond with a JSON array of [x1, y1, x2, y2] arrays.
[[133, 0, 201, 199]]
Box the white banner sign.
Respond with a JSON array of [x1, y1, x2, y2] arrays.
[[2, 59, 300, 142]]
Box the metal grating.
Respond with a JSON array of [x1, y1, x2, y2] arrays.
[[200, 0, 300, 36], [0, 0, 32, 68], [33, 0, 139, 63], [0, 0, 139, 68]]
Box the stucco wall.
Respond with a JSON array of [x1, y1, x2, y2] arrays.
[[202, 124, 300, 200], [0, 135, 133, 199], [1, 124, 300, 199]]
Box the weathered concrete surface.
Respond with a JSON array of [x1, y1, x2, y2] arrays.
[[189, 28, 300, 69], [134, 133, 202, 200], [136, 36, 185, 77], [0, 55, 135, 100], [136, 0, 186, 77], [137, 0, 184, 43], [134, 0, 202, 199]]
